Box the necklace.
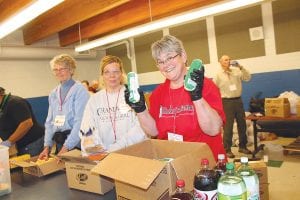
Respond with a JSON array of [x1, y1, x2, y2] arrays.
[[169, 86, 185, 133], [106, 88, 121, 142]]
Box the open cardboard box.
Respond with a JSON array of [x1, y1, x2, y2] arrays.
[[11, 155, 65, 177], [91, 139, 215, 200], [59, 149, 114, 195]]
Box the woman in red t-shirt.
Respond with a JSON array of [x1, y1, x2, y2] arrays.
[[125, 35, 226, 161]]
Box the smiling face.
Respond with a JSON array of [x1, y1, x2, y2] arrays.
[[156, 51, 187, 87], [52, 64, 72, 83]]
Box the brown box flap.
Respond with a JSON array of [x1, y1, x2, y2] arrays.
[[92, 153, 166, 190], [59, 149, 96, 164], [170, 143, 215, 192], [11, 160, 37, 167]]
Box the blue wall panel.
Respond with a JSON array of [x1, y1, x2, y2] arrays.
[[27, 69, 300, 124], [27, 96, 48, 125]]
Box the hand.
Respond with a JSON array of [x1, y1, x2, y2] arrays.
[[38, 147, 49, 160], [0, 140, 12, 147], [189, 66, 205, 101], [124, 84, 146, 113], [57, 145, 68, 156]]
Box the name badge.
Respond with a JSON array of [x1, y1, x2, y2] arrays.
[[229, 84, 237, 91], [54, 115, 66, 127], [168, 132, 183, 142]]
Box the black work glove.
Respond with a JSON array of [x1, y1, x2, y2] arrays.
[[124, 84, 146, 113], [189, 66, 205, 101]]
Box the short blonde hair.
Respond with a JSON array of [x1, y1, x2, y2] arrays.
[[99, 55, 127, 88], [50, 54, 76, 75]]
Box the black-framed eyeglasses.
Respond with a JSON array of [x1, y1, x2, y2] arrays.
[[156, 54, 179, 66]]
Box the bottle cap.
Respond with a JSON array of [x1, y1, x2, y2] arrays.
[[218, 154, 225, 160], [201, 158, 209, 165], [176, 179, 185, 187], [226, 162, 234, 170], [240, 157, 248, 163]]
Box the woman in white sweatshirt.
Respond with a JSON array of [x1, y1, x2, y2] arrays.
[[80, 55, 146, 156]]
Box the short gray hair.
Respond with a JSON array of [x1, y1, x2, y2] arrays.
[[50, 54, 76, 75], [151, 35, 185, 60]]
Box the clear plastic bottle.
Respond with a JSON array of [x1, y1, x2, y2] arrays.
[[237, 157, 260, 200], [193, 158, 218, 200], [217, 162, 247, 200], [214, 154, 226, 181], [171, 179, 193, 200]]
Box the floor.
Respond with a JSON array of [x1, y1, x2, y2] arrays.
[[229, 137, 300, 200]]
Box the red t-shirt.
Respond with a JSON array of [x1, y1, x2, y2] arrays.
[[149, 78, 226, 161]]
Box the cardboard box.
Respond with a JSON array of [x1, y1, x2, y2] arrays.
[[296, 100, 300, 117], [235, 160, 269, 200], [91, 139, 215, 200], [59, 149, 114, 194], [260, 183, 269, 200], [11, 156, 65, 177], [9, 154, 31, 169], [265, 98, 290, 118]]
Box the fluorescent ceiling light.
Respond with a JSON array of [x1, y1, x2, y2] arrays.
[[75, 0, 263, 52], [0, 0, 64, 39]]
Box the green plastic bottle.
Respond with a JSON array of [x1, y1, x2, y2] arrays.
[[237, 157, 260, 200], [127, 72, 140, 103], [217, 162, 247, 200], [184, 59, 203, 91]]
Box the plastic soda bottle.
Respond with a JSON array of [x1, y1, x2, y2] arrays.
[[214, 154, 226, 181], [217, 162, 247, 200], [127, 72, 140, 103], [237, 157, 260, 200], [171, 179, 193, 200], [193, 158, 218, 200]]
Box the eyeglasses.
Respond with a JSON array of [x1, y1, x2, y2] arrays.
[[103, 70, 121, 76], [52, 67, 69, 73], [156, 54, 179, 66]]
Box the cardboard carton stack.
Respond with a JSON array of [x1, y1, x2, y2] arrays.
[[91, 139, 215, 200]]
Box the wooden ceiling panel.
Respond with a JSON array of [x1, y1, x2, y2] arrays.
[[0, 0, 33, 23], [22, 0, 130, 45], [59, 0, 221, 47]]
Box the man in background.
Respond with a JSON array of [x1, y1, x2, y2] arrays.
[[0, 87, 44, 156], [213, 55, 252, 158]]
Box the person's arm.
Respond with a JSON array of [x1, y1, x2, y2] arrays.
[[136, 110, 158, 137], [124, 86, 158, 137], [63, 85, 89, 151], [192, 98, 222, 136], [188, 67, 223, 136], [7, 118, 33, 143], [238, 64, 251, 81], [108, 119, 146, 152]]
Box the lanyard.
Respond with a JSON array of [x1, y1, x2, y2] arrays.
[[106, 88, 121, 142], [58, 84, 75, 111], [0, 93, 11, 112]]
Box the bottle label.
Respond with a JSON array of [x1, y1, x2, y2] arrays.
[[194, 188, 217, 200], [218, 192, 247, 200]]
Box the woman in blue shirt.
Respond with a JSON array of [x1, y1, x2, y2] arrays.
[[39, 54, 89, 159]]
